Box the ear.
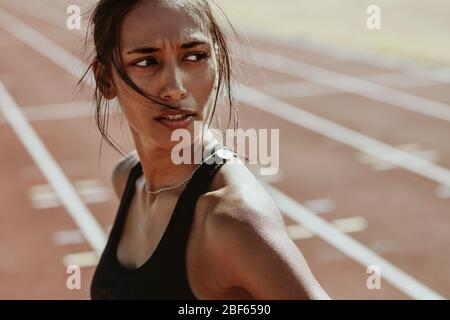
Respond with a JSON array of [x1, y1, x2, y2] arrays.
[[92, 59, 117, 100]]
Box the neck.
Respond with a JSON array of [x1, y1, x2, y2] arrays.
[[131, 129, 220, 193]]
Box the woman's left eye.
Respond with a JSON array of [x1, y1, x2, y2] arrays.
[[134, 57, 157, 67], [184, 53, 209, 62]]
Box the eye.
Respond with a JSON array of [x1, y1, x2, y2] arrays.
[[184, 53, 209, 62], [134, 57, 157, 67]]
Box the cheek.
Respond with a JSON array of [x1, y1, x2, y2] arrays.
[[113, 80, 157, 129], [189, 63, 217, 107]]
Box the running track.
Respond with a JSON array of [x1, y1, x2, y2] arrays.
[[0, 0, 449, 299]]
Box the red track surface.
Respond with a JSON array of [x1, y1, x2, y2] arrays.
[[0, 0, 449, 299]]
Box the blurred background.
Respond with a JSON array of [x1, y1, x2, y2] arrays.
[[0, 0, 449, 299]]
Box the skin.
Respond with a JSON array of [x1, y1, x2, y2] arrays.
[[96, 0, 219, 192], [95, 0, 330, 300]]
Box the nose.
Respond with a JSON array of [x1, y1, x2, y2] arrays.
[[159, 62, 187, 102]]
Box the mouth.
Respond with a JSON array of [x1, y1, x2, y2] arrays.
[[155, 111, 196, 130]]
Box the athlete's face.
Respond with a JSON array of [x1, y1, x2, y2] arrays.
[[104, 0, 217, 149]]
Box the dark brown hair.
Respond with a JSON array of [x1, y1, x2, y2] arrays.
[[78, 0, 241, 159]]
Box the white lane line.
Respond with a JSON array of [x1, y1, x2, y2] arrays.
[[245, 46, 450, 123], [0, 101, 121, 124], [357, 143, 440, 172], [286, 216, 368, 240], [54, 224, 113, 246], [63, 251, 98, 268], [20, 159, 90, 180], [0, 81, 107, 255], [241, 26, 450, 82], [3, 7, 449, 190], [0, 8, 92, 85], [7, 3, 450, 105], [0, 73, 437, 126], [265, 184, 445, 300], [54, 229, 85, 246], [9, 0, 438, 78], [409, 67, 450, 84], [28, 179, 112, 209], [0, 101, 93, 123], [7, 0, 449, 97], [237, 85, 450, 188], [363, 72, 440, 88], [333, 216, 368, 234], [251, 72, 441, 100], [1, 8, 445, 299], [303, 198, 335, 214], [7, 0, 450, 89], [16, 102, 94, 121], [251, 81, 338, 99]]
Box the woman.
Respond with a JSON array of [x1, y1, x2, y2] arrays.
[[81, 0, 329, 299]]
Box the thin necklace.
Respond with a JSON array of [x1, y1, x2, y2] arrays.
[[144, 163, 202, 195], [143, 144, 223, 195]]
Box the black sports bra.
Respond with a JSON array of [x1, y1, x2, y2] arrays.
[[91, 144, 239, 299]]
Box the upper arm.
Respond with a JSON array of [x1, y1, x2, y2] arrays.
[[206, 195, 330, 300], [111, 150, 139, 199]]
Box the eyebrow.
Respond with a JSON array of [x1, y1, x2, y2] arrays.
[[126, 40, 209, 55]]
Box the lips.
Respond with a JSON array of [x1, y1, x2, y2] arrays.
[[155, 110, 196, 120], [155, 111, 196, 130]]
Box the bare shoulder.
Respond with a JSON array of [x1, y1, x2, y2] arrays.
[[204, 157, 285, 230], [200, 158, 329, 299], [111, 150, 140, 198]]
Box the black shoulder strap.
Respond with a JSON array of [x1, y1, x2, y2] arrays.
[[168, 145, 239, 246], [108, 161, 142, 244]]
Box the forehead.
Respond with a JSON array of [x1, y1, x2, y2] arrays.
[[121, 0, 210, 48]]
